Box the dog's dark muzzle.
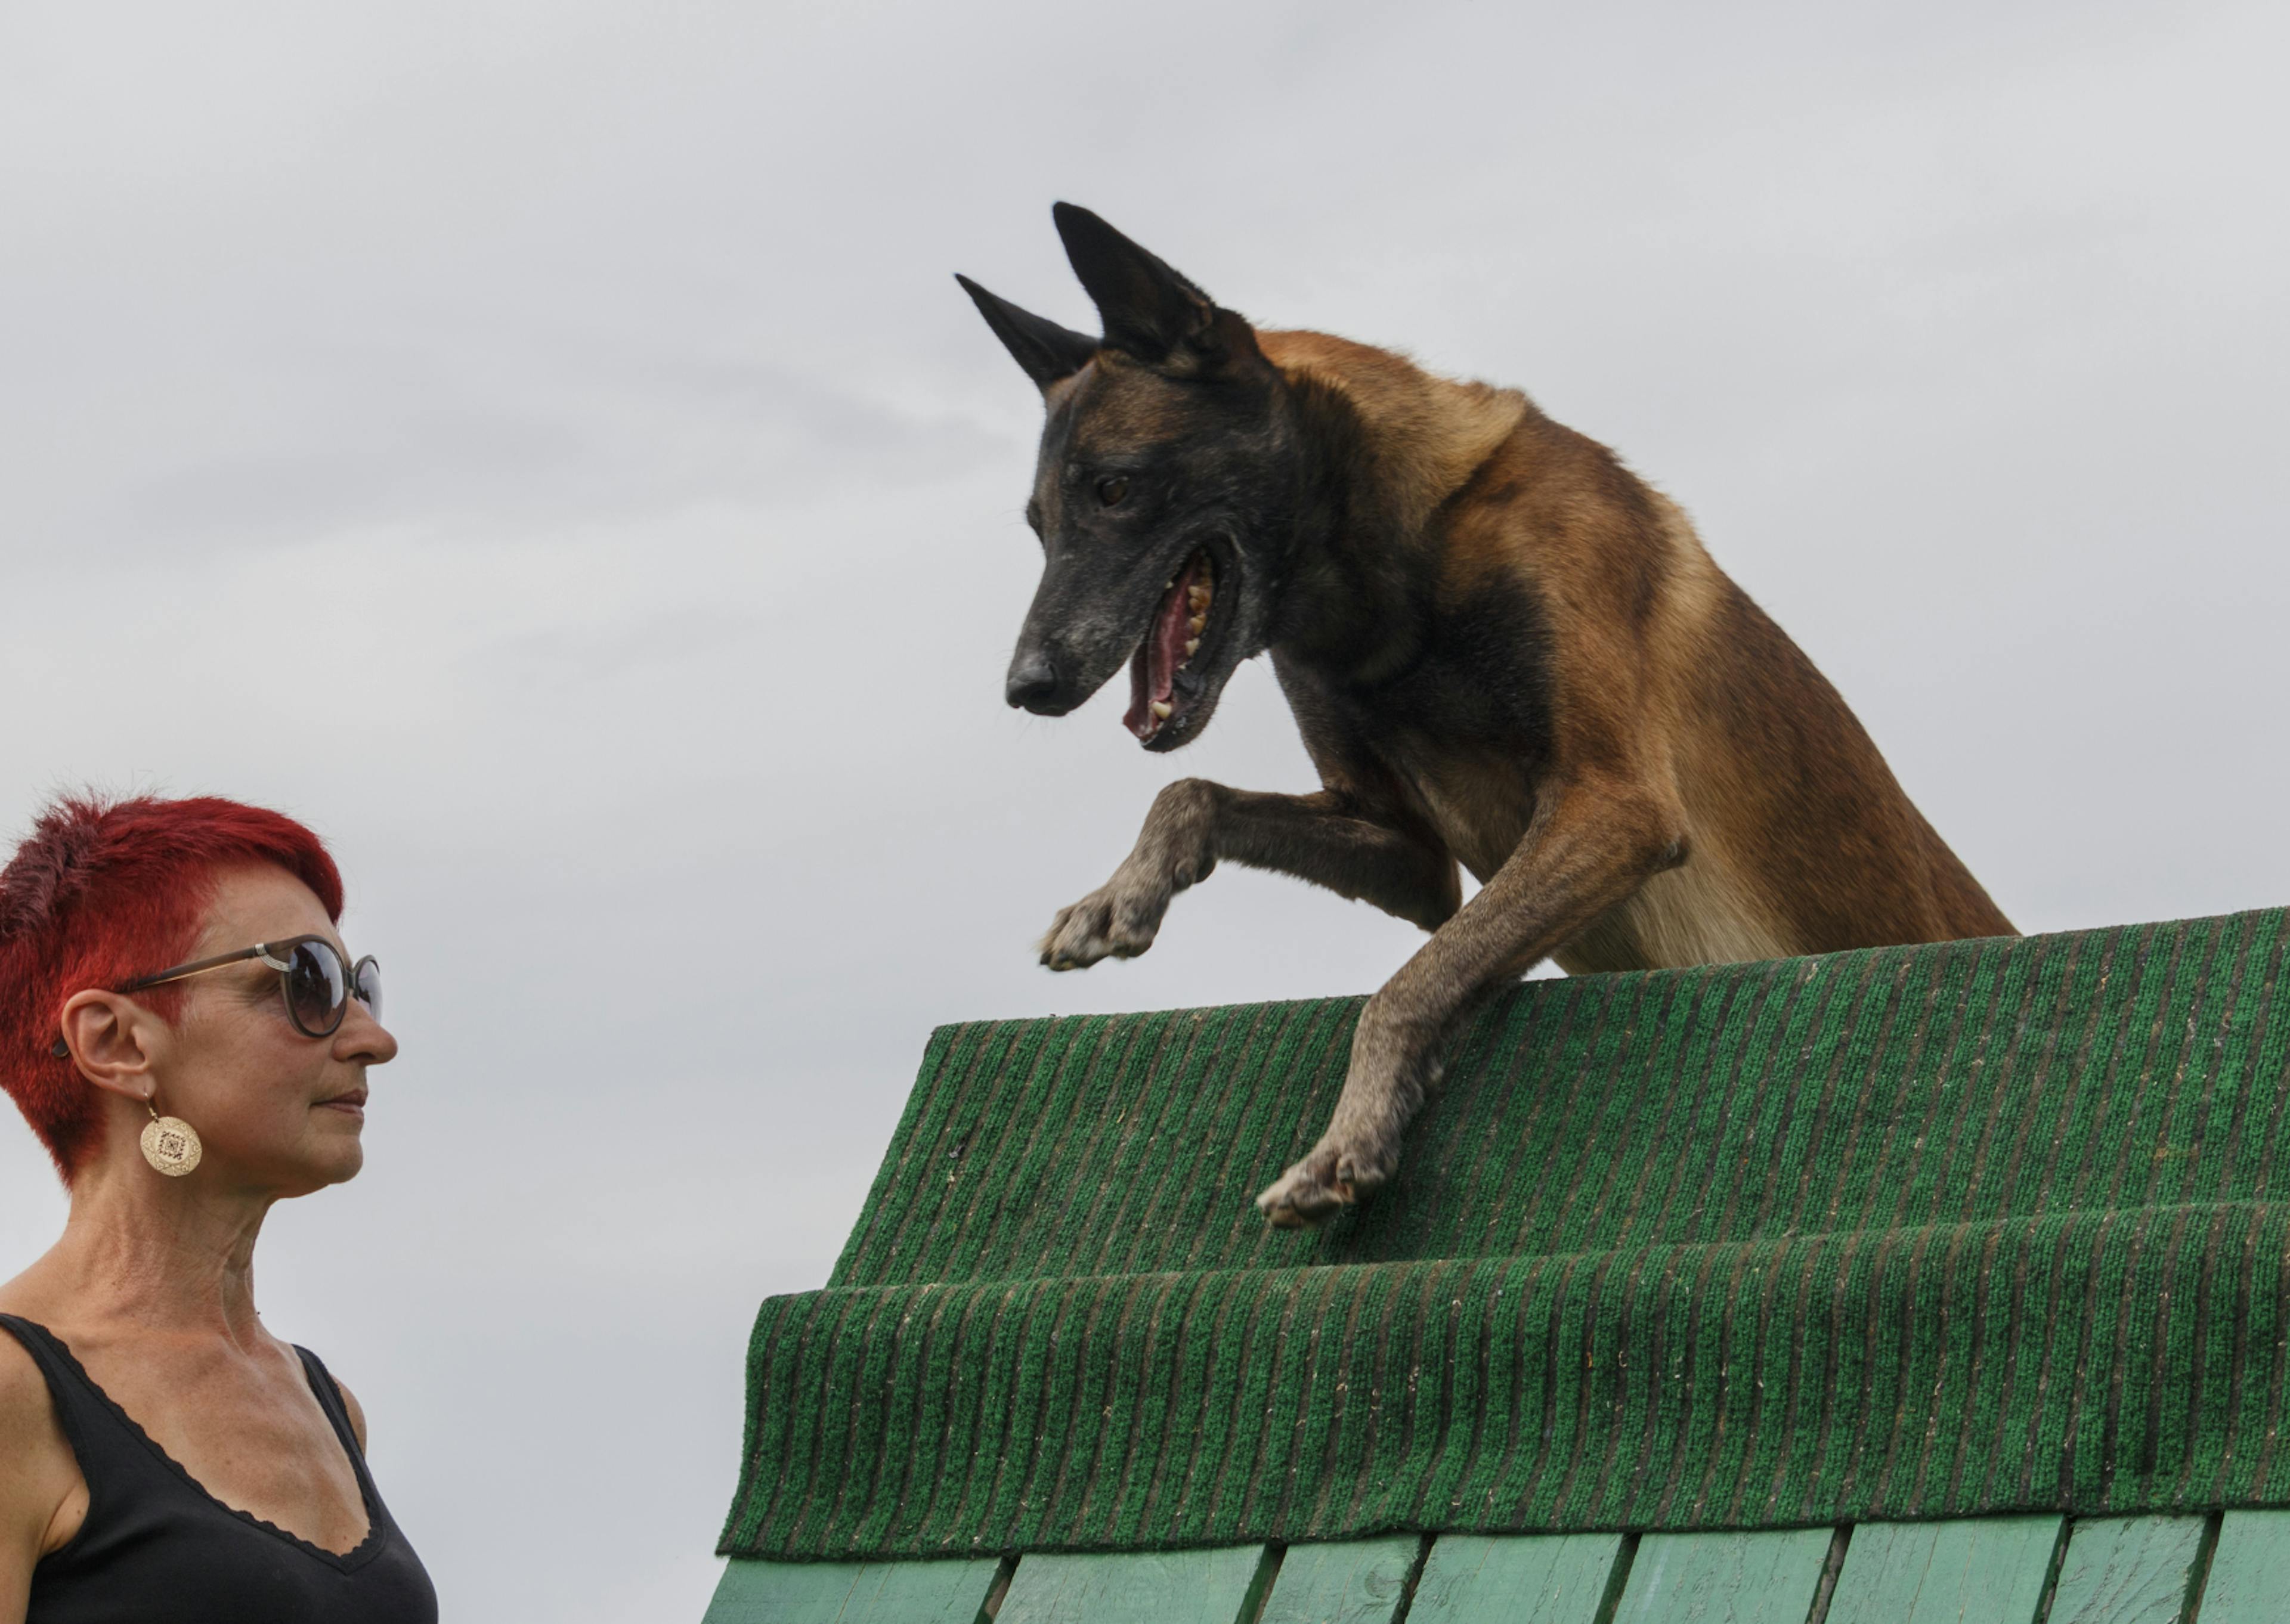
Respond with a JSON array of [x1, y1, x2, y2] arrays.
[[1005, 572, 1146, 715], [1005, 649, 1076, 715]]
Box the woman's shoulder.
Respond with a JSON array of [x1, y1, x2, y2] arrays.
[[0, 1321, 84, 1559], [0, 1314, 58, 1431], [0, 1321, 51, 1427], [329, 1373, 368, 1453], [293, 1344, 369, 1454], [0, 1318, 72, 1470]]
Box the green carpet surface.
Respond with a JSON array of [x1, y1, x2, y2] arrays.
[[720, 909, 2290, 1560]]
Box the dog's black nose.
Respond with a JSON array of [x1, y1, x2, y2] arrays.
[[1007, 651, 1064, 713]]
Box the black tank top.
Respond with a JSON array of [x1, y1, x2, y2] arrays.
[[1, 1315, 438, 1624]]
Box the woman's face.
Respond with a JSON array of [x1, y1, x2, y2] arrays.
[[146, 863, 398, 1197]]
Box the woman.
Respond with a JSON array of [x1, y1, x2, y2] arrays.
[[0, 795, 436, 1623]]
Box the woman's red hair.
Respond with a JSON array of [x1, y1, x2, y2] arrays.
[[0, 795, 343, 1182]]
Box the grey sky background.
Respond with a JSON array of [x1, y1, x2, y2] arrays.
[[3, 2, 2286, 1618]]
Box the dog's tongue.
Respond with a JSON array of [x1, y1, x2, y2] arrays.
[[1124, 556, 1203, 740]]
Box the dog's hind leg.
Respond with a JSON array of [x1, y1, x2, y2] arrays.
[[1038, 780, 1458, 970], [1255, 774, 1684, 1228]]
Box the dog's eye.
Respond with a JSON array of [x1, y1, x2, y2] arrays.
[[1096, 475, 1130, 507]]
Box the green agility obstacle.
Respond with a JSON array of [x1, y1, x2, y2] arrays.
[[706, 907, 2290, 1621]]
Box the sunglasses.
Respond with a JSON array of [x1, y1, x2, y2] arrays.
[[49, 936, 382, 1059]]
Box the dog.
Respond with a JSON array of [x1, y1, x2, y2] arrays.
[[957, 204, 2014, 1229]]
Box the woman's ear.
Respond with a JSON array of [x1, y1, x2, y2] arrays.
[[58, 990, 162, 1102]]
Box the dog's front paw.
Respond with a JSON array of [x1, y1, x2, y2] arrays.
[[1038, 873, 1168, 971], [1255, 1133, 1400, 1229]]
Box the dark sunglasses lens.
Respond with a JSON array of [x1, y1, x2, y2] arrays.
[[284, 941, 348, 1036], [354, 957, 382, 1021]]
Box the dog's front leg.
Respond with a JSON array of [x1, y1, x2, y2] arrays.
[[1041, 781, 1456, 970], [1039, 778, 1225, 970], [1255, 778, 1682, 1228]]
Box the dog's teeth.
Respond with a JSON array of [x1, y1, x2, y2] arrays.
[[1184, 638, 1200, 656], [1188, 614, 1207, 636], [1188, 586, 1211, 610], [1150, 700, 1172, 720]]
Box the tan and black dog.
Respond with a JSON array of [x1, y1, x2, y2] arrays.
[[959, 203, 2013, 1229]]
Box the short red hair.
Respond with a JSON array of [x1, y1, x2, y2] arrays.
[[0, 795, 343, 1182]]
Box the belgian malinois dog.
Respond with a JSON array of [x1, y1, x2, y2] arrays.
[[958, 204, 2013, 1228]]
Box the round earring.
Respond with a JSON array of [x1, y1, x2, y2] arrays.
[[140, 1100, 202, 1177]]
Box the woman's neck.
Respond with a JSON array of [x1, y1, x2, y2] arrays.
[[22, 1159, 275, 1347]]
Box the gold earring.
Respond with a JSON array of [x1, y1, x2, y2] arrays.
[[140, 1099, 202, 1177]]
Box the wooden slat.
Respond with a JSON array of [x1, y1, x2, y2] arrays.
[[2046, 1517, 2208, 1624], [2193, 1511, 2290, 1624], [995, 1546, 1271, 1624], [1407, 1533, 1629, 1623], [703, 1557, 1003, 1623], [1257, 1536, 1423, 1623], [1825, 1518, 2062, 1624], [1612, 1529, 1833, 1624]]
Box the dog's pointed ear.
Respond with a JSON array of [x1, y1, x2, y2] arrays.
[[955, 274, 1099, 390], [1053, 202, 1258, 373]]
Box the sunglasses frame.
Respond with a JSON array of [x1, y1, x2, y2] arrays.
[[48, 935, 380, 1059]]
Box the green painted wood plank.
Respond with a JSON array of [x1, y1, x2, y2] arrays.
[[2047, 1517, 2208, 1624], [2194, 1511, 2290, 1624], [1613, 1529, 1833, 1624], [1258, 1536, 1423, 1624], [995, 1546, 1271, 1624], [1825, 1517, 2062, 1624], [1407, 1533, 1629, 1623], [702, 1556, 1002, 1623]]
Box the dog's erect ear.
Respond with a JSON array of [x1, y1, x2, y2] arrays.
[[1053, 202, 1252, 370], [955, 274, 1099, 390]]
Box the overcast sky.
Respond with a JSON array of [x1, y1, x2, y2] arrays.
[[3, 2, 2286, 1619]]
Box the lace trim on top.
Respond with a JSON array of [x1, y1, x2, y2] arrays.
[[28, 1323, 388, 1572]]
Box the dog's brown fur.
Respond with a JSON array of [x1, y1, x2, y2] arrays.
[[961, 206, 2012, 1227]]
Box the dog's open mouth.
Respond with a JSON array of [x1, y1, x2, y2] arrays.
[[1123, 548, 1219, 745]]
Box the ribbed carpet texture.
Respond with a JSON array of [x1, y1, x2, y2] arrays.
[[721, 909, 2290, 1560]]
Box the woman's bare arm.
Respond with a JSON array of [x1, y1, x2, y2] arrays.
[[0, 1337, 82, 1624]]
